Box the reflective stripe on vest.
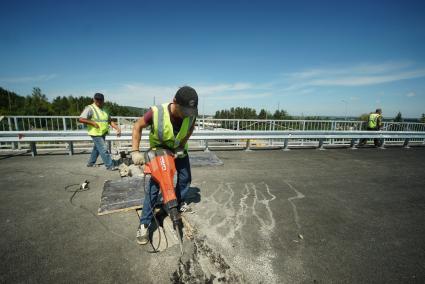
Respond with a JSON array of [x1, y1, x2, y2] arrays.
[[368, 113, 381, 129], [87, 104, 110, 136], [149, 103, 193, 151]]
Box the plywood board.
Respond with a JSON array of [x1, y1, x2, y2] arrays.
[[98, 151, 222, 215]]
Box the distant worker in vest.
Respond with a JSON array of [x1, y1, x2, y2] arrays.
[[358, 108, 383, 147], [131, 86, 198, 245], [78, 93, 121, 170]]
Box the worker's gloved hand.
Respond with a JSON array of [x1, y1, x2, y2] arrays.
[[174, 147, 186, 158], [131, 151, 145, 165]]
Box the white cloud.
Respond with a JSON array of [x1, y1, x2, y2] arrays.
[[309, 69, 425, 86], [406, 92, 416, 97], [207, 92, 272, 100], [194, 83, 253, 95], [282, 62, 425, 89], [101, 82, 263, 107], [0, 74, 57, 83]]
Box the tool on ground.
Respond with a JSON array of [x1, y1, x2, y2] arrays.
[[143, 148, 184, 255]]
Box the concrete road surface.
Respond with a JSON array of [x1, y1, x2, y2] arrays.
[[1, 147, 424, 283]]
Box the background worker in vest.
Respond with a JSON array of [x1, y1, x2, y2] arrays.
[[78, 93, 121, 170], [358, 108, 383, 147], [131, 86, 197, 245]]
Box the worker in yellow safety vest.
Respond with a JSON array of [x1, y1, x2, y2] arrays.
[[78, 93, 121, 170], [358, 108, 383, 147], [131, 86, 198, 245]]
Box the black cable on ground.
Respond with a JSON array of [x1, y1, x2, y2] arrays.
[[64, 180, 134, 244], [64, 181, 90, 205], [142, 174, 164, 254]]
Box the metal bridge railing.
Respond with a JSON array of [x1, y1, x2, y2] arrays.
[[1, 130, 424, 156], [2, 116, 425, 132]]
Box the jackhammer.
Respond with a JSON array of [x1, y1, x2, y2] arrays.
[[143, 148, 184, 255]]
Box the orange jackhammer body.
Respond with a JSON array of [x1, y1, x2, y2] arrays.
[[143, 148, 183, 254]]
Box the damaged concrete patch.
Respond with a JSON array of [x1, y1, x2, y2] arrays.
[[171, 237, 244, 284]]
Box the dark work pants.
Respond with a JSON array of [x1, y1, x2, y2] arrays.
[[140, 154, 192, 226], [359, 128, 382, 147]]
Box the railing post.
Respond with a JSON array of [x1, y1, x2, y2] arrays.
[[108, 141, 112, 154], [204, 140, 210, 152], [8, 117, 13, 131], [237, 120, 240, 131], [30, 142, 37, 157], [350, 138, 357, 150], [403, 138, 410, 149], [269, 121, 273, 147], [8, 117, 18, 150], [331, 121, 336, 145], [379, 138, 385, 149], [14, 117, 19, 131], [63, 117, 67, 131], [318, 139, 325, 150], [67, 141, 74, 155], [245, 139, 252, 151], [282, 138, 290, 151], [13, 117, 22, 149]]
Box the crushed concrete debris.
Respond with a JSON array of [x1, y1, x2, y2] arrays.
[[118, 164, 144, 178], [171, 237, 244, 284]]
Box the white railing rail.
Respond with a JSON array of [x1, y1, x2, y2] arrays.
[[1, 116, 425, 132], [1, 130, 424, 156]]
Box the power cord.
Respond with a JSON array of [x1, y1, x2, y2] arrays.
[[142, 174, 166, 253], [64, 180, 90, 205], [64, 180, 133, 244]]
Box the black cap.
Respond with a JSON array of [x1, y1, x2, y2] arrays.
[[94, 93, 104, 101], [174, 86, 198, 116]]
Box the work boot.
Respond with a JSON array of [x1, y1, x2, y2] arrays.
[[106, 166, 118, 171], [136, 224, 149, 245], [179, 202, 194, 214]]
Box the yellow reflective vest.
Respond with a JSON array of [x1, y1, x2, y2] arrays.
[[149, 103, 195, 151], [87, 103, 110, 136], [368, 113, 381, 129]]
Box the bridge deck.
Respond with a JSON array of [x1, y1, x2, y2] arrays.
[[1, 148, 424, 283]]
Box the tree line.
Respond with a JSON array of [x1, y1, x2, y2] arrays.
[[0, 87, 147, 116], [2, 86, 424, 122], [214, 107, 294, 120]]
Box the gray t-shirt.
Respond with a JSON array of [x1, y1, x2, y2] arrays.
[[79, 105, 111, 121]]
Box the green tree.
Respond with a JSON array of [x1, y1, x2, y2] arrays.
[[52, 96, 71, 115], [420, 114, 425, 123], [24, 88, 52, 115], [0, 87, 26, 115], [273, 109, 290, 120], [359, 113, 370, 122], [258, 109, 272, 119], [394, 112, 403, 122]]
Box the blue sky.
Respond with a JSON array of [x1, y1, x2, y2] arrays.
[[1, 0, 425, 118]]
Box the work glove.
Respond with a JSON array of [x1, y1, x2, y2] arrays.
[[174, 147, 186, 158], [131, 151, 145, 165]]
